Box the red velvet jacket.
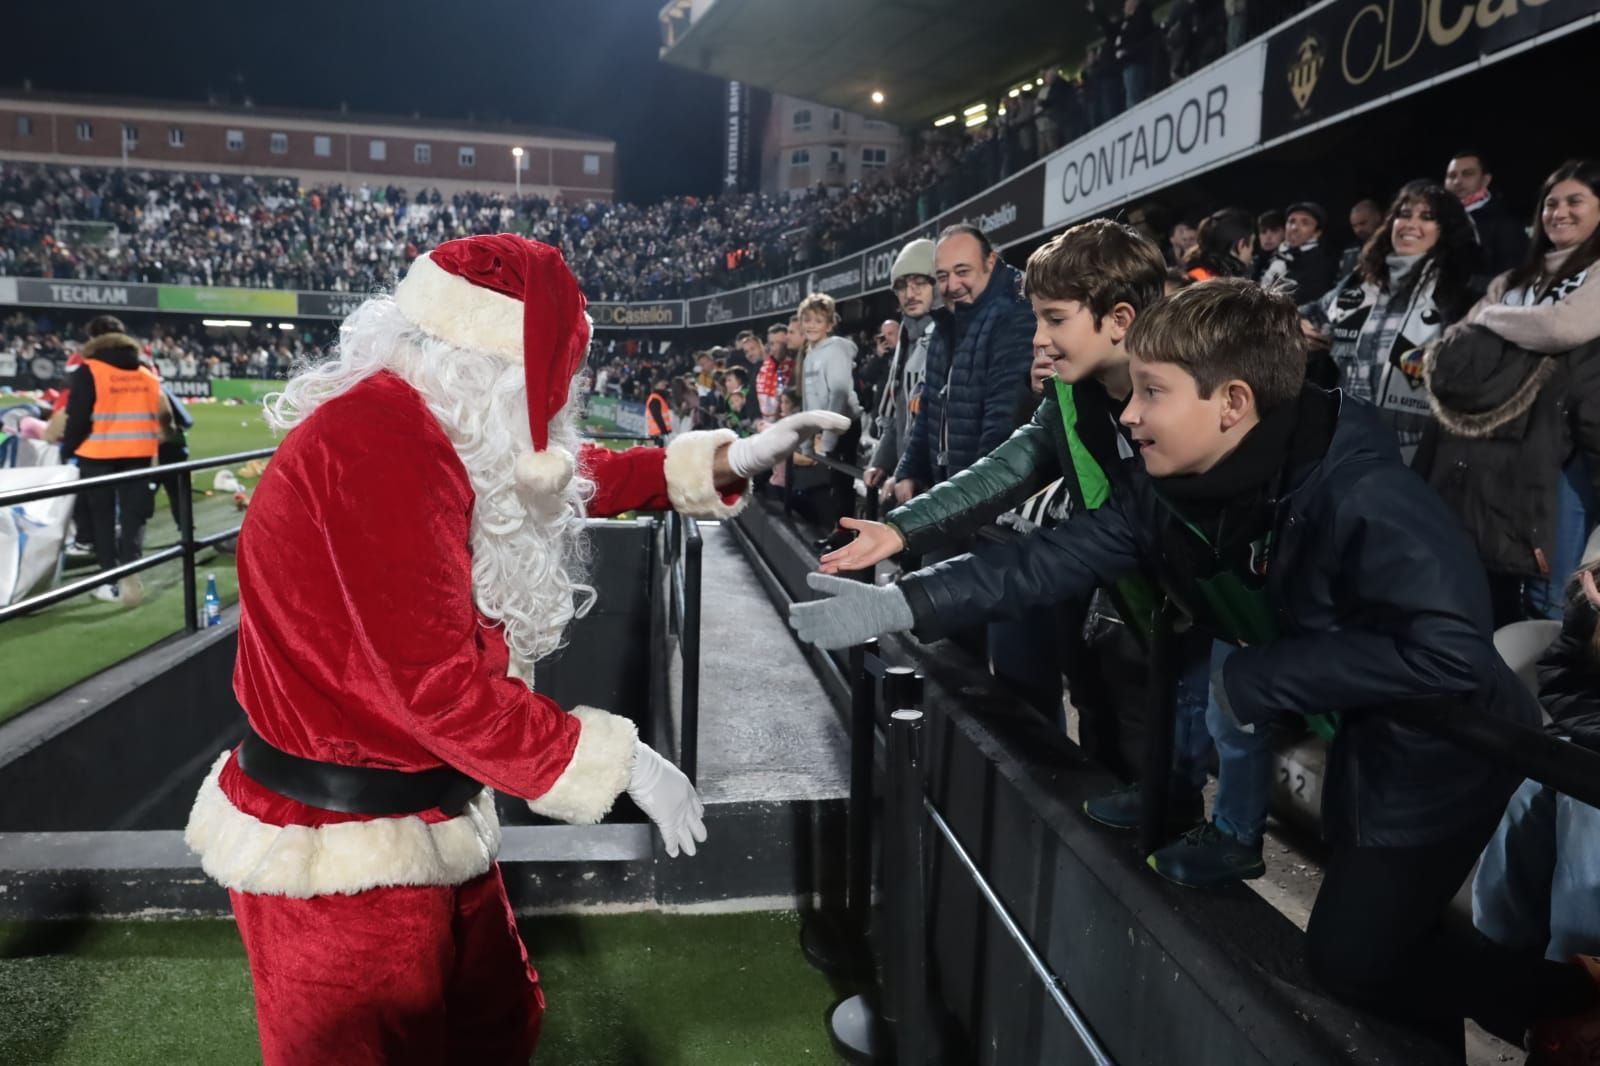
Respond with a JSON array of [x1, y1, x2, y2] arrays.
[[213, 371, 737, 836]]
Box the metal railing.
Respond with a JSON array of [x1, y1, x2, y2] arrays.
[[780, 451, 882, 525], [663, 509, 704, 784], [0, 447, 275, 628], [819, 643, 1116, 1065]]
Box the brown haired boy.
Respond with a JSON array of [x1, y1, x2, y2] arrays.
[[794, 277, 1599, 1054]]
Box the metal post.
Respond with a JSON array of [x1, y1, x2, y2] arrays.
[[1137, 603, 1180, 858], [177, 469, 199, 633], [680, 519, 702, 786], [782, 456, 794, 516], [846, 639, 879, 921], [886, 708, 930, 1063]]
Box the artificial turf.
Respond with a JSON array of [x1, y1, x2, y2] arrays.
[[0, 911, 842, 1065]]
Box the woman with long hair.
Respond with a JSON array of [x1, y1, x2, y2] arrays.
[[1426, 161, 1600, 621], [1302, 180, 1478, 460], [1185, 207, 1255, 281]]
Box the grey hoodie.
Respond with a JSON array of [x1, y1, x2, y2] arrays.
[[801, 334, 862, 453]]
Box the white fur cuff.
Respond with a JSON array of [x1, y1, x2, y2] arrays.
[[183, 752, 502, 898], [393, 252, 525, 361], [665, 429, 748, 520], [525, 706, 638, 825]]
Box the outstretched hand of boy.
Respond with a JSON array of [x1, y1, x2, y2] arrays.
[[819, 518, 907, 574], [788, 573, 914, 650]]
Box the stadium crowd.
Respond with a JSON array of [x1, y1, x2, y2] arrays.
[[0, 0, 1315, 305]]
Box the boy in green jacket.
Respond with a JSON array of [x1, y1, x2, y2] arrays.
[[821, 220, 1273, 886]]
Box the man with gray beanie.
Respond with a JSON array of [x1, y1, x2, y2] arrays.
[[865, 238, 950, 501]]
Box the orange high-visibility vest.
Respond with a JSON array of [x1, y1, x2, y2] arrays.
[[76, 359, 161, 460], [646, 392, 673, 436]]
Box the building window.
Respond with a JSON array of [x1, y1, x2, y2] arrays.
[[122, 124, 139, 146], [414, 143, 431, 164], [828, 148, 843, 165], [16, 116, 33, 137], [865, 118, 889, 130], [270, 132, 288, 155], [369, 140, 386, 161], [313, 135, 331, 157], [226, 129, 245, 152], [458, 146, 476, 168], [792, 109, 812, 131], [789, 149, 810, 167], [168, 126, 185, 147], [830, 111, 843, 131], [861, 146, 888, 170], [583, 153, 600, 176], [75, 120, 93, 141]]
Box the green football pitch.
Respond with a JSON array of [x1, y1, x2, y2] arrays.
[[0, 401, 279, 723], [0, 910, 843, 1065], [0, 403, 638, 724]]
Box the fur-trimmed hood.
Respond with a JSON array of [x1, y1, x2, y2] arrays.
[[1424, 323, 1560, 439], [81, 332, 142, 368]]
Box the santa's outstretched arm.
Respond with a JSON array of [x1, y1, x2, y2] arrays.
[[582, 411, 852, 519]]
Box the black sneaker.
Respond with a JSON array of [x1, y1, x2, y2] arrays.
[[1083, 784, 1204, 833], [1147, 821, 1266, 888]]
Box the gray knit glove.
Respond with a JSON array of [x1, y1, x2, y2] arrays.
[[788, 572, 915, 650]]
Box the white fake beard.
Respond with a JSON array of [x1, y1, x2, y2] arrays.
[[267, 297, 596, 675]]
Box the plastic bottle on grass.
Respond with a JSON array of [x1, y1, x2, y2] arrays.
[[203, 573, 222, 628]]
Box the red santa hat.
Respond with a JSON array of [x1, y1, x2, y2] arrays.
[[392, 233, 591, 495]]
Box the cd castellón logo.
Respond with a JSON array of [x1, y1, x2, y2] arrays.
[[1288, 33, 1326, 113]]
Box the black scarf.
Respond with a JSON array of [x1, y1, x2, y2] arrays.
[[1155, 386, 1338, 582]]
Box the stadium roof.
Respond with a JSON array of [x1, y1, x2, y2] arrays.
[[658, 0, 1087, 126]]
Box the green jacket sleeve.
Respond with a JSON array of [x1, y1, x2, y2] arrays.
[[886, 391, 1063, 555]]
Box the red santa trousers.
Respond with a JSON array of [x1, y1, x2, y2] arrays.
[[230, 864, 542, 1065]]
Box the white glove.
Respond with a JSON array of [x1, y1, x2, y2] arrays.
[[627, 740, 706, 858], [726, 410, 853, 478]]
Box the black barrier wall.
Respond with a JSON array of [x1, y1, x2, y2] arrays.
[[0, 522, 665, 833]]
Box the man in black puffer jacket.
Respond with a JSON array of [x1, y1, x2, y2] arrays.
[[891, 224, 1035, 502]]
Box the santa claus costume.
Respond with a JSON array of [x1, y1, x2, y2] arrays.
[[183, 234, 846, 1065]]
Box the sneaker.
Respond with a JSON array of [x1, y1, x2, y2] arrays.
[[118, 574, 145, 607], [1147, 821, 1266, 888], [1530, 955, 1600, 1066], [90, 583, 121, 603], [1084, 783, 1204, 833]]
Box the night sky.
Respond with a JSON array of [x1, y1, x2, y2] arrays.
[[7, 0, 725, 203]]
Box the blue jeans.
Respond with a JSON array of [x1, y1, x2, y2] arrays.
[[1205, 643, 1271, 845], [1473, 775, 1600, 960], [1523, 456, 1598, 619], [1173, 648, 1215, 792], [1173, 642, 1271, 846]]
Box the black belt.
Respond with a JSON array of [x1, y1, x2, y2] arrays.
[[236, 727, 484, 817]]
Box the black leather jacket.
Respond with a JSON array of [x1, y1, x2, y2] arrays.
[[901, 391, 1537, 845]]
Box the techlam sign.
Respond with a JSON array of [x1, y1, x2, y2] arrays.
[[1044, 42, 1264, 228]]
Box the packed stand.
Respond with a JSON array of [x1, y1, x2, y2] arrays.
[[0, 0, 1319, 310], [1, 308, 336, 389]]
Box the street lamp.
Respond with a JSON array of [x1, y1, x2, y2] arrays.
[[511, 146, 524, 198]]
